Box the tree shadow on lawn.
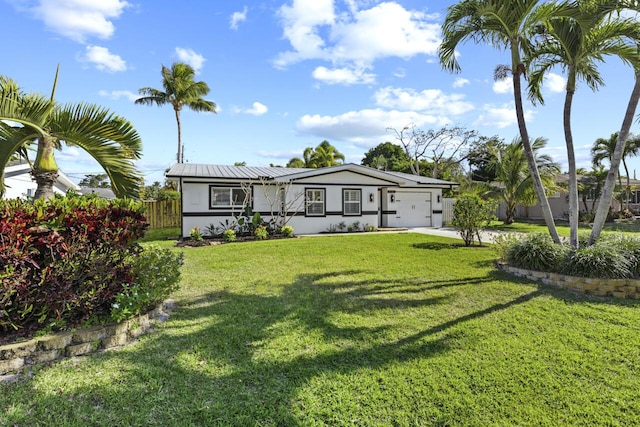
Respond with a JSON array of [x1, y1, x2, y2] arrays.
[[3, 270, 545, 425]]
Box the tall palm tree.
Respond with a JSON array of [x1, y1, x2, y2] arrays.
[[488, 137, 560, 224], [439, 0, 562, 244], [0, 70, 142, 199], [527, 3, 639, 248], [592, 132, 640, 209], [136, 62, 216, 163]]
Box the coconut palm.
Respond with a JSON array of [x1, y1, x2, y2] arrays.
[[488, 137, 560, 224], [136, 62, 216, 163], [439, 0, 562, 244], [310, 140, 345, 167], [527, 3, 639, 248], [0, 70, 142, 199], [592, 131, 640, 209]]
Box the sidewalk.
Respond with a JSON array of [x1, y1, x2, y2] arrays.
[[408, 227, 498, 244]]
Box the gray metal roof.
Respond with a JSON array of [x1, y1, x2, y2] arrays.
[[166, 163, 458, 187], [166, 164, 309, 180]]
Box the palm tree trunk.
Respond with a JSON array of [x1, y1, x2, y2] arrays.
[[513, 66, 561, 244], [33, 136, 59, 200], [623, 158, 631, 210], [174, 108, 183, 163], [563, 75, 579, 249], [590, 69, 640, 245]]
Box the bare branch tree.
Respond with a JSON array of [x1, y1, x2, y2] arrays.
[[258, 177, 306, 227], [387, 124, 481, 178]]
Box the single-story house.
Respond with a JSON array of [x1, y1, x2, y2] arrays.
[[166, 163, 458, 236], [497, 173, 640, 220], [2, 160, 80, 199]]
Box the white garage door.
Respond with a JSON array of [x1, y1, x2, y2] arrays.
[[394, 192, 432, 227]]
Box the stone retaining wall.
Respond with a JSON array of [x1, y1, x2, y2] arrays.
[[496, 263, 640, 299], [0, 300, 173, 381]]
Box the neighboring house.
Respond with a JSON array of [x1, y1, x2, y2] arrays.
[[166, 163, 458, 236], [2, 160, 80, 199], [80, 187, 116, 199], [497, 173, 640, 221]]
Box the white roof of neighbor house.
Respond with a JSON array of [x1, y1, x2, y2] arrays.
[[4, 160, 80, 191], [166, 163, 459, 188]]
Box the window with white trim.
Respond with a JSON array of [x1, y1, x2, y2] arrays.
[[343, 189, 361, 215], [306, 188, 325, 216], [210, 186, 246, 208]]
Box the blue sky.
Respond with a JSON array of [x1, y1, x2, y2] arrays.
[[2, 0, 639, 185]]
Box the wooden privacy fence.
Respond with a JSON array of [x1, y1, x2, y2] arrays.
[[442, 198, 455, 225], [141, 200, 181, 229]]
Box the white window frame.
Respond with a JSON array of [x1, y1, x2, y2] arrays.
[[210, 186, 246, 208], [343, 189, 361, 216], [306, 188, 325, 216]]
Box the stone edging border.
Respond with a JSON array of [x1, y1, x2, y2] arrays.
[[0, 300, 174, 383], [496, 263, 640, 299]]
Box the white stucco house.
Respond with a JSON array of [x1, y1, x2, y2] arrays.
[[3, 161, 80, 199], [166, 163, 458, 236]]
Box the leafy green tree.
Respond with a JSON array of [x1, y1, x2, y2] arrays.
[[488, 137, 560, 225], [79, 174, 110, 188], [528, 2, 639, 248], [466, 137, 505, 182], [439, 0, 561, 244], [452, 193, 498, 246], [0, 70, 142, 199], [361, 142, 411, 172], [136, 62, 216, 163]]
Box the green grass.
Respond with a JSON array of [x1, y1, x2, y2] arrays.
[[138, 226, 181, 243], [486, 219, 640, 236], [2, 234, 640, 426]]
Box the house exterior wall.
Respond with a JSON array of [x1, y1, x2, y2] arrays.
[[179, 178, 383, 236], [3, 166, 78, 199]]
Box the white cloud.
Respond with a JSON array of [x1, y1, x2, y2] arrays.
[[312, 66, 376, 85], [257, 149, 302, 159], [393, 68, 406, 78], [453, 77, 469, 88], [98, 89, 138, 102], [175, 47, 206, 73], [15, 0, 130, 43], [230, 6, 248, 30], [233, 102, 268, 116], [374, 87, 474, 116], [545, 72, 566, 93], [274, 1, 441, 85], [493, 78, 511, 94], [474, 103, 535, 129], [296, 108, 448, 147], [81, 45, 126, 72]]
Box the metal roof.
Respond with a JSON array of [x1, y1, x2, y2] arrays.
[[166, 163, 458, 187], [166, 163, 309, 180]]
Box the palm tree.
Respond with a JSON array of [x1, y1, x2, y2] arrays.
[[439, 0, 562, 244], [310, 140, 345, 167], [488, 137, 560, 224], [527, 4, 639, 248], [136, 62, 216, 163], [287, 141, 345, 168], [592, 132, 640, 209], [0, 70, 142, 199]]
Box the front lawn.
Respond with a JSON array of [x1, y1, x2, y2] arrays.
[[486, 219, 640, 236], [2, 234, 639, 426]]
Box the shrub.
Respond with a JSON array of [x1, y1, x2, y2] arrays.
[[281, 225, 294, 238], [0, 196, 148, 337], [595, 234, 640, 277], [254, 225, 268, 240], [347, 221, 361, 232], [111, 246, 184, 322], [189, 226, 203, 241], [505, 233, 567, 272], [364, 224, 378, 232], [492, 232, 521, 261], [223, 229, 237, 242], [451, 194, 497, 246], [561, 242, 633, 279]]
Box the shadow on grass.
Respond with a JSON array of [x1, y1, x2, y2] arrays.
[[2, 268, 553, 426]]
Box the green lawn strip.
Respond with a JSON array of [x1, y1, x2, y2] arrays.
[[138, 226, 181, 243], [2, 234, 639, 426], [486, 219, 640, 237]]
